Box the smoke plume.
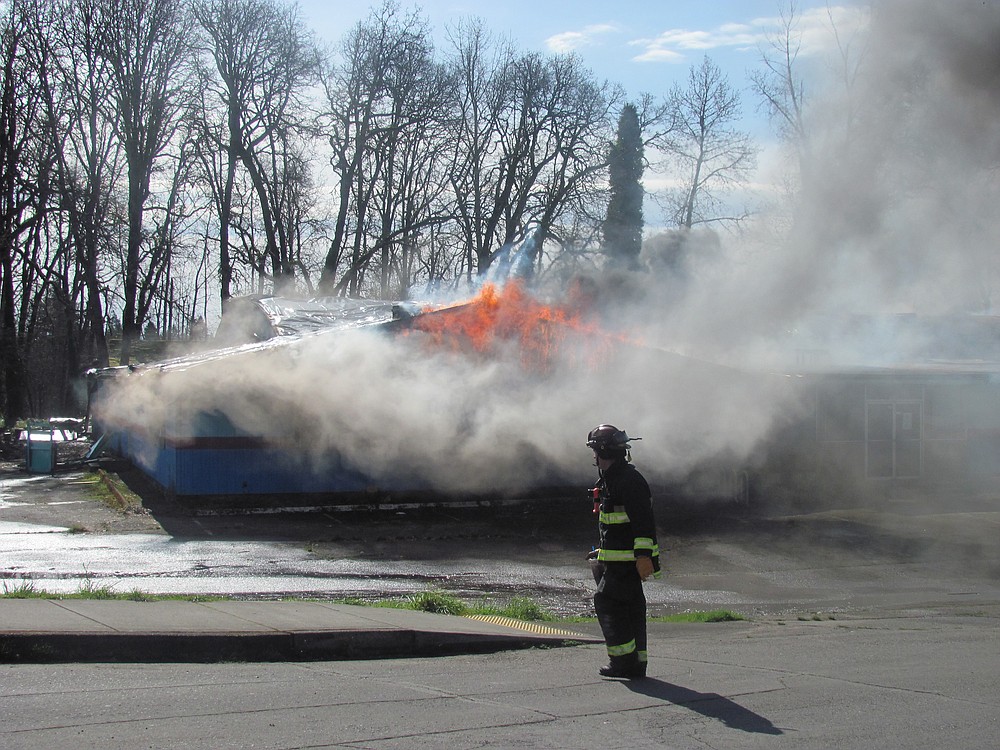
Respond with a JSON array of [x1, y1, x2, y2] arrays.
[[98, 0, 1000, 496]]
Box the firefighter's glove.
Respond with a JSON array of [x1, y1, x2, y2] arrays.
[[636, 555, 654, 582], [586, 549, 599, 561]]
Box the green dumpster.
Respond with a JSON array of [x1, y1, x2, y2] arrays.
[[25, 425, 57, 473]]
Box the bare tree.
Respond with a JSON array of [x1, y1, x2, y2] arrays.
[[663, 56, 757, 230], [96, 0, 193, 365], [366, 16, 452, 298], [135, 132, 199, 338], [48, 0, 125, 369], [443, 19, 511, 281], [446, 25, 616, 279], [316, 5, 386, 296], [313, 6, 620, 297], [750, 2, 870, 194], [193, 0, 318, 303], [750, 2, 808, 153], [263, 129, 321, 294], [524, 54, 619, 275], [190, 96, 235, 298], [0, 0, 60, 419], [317, 1, 449, 297]]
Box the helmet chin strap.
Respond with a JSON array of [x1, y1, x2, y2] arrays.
[[594, 452, 627, 471]]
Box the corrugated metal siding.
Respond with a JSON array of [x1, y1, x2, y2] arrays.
[[171, 447, 371, 495]]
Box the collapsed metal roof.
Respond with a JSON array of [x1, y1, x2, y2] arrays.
[[213, 295, 425, 343], [92, 294, 470, 379]]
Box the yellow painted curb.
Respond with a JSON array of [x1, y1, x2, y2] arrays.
[[465, 615, 593, 638]]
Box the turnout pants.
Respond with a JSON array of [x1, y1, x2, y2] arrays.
[[594, 562, 647, 668]]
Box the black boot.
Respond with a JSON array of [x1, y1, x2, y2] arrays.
[[599, 656, 646, 679]]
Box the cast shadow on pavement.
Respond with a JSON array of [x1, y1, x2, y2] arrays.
[[626, 679, 784, 735]]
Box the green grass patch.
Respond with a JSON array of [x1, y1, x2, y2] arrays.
[[335, 593, 742, 624], [0, 582, 745, 626], [385, 591, 469, 615], [0, 584, 555, 618], [79, 470, 143, 513], [78, 472, 116, 503], [0, 579, 223, 602], [334, 592, 558, 621], [75, 578, 122, 599], [495, 596, 556, 622], [1, 580, 48, 598]]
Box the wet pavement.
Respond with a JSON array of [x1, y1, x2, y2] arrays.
[[0, 462, 603, 613], [3, 453, 1000, 620]]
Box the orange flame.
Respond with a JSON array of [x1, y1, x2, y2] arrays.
[[406, 281, 626, 372]]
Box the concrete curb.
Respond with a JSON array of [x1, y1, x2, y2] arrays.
[[0, 629, 593, 663], [0, 599, 602, 664]]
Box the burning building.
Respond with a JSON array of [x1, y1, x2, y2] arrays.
[[93, 278, 1000, 513], [94, 281, 769, 509], [81, 0, 1000, 513]]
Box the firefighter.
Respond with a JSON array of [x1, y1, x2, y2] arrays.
[[586, 424, 660, 679]]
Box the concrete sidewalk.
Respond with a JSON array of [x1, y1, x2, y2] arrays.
[[5, 609, 1000, 750], [0, 599, 602, 663]]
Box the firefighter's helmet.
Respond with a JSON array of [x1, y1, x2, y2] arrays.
[[586, 424, 637, 458]]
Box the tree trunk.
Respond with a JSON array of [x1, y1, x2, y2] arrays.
[[119, 154, 144, 366], [0, 237, 28, 420]]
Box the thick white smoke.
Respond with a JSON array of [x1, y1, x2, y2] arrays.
[[99, 297, 793, 493], [640, 0, 1000, 361], [98, 0, 1000, 496]]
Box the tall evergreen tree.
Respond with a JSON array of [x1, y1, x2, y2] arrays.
[[603, 103, 644, 268]]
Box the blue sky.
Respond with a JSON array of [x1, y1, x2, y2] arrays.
[[299, 1, 869, 138]]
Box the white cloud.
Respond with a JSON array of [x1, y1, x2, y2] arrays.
[[628, 46, 685, 64], [545, 23, 619, 54], [630, 24, 759, 62], [630, 4, 869, 63]]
